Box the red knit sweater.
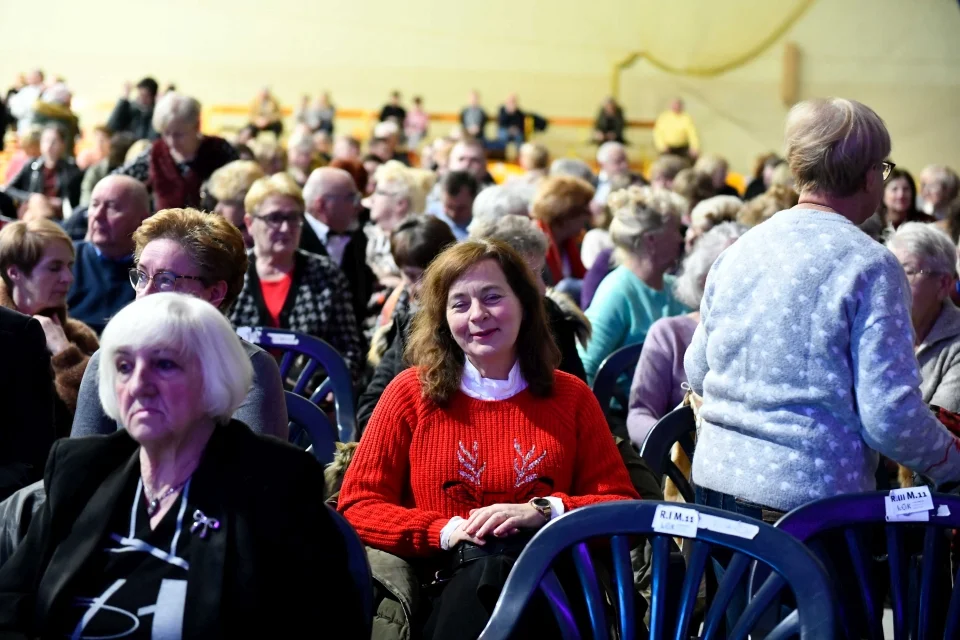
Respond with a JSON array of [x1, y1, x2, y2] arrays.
[[338, 368, 639, 557]]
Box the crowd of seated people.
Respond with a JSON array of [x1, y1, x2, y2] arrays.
[[3, 70, 960, 638]]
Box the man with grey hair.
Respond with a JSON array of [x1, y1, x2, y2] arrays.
[[67, 176, 151, 333], [301, 167, 373, 329], [594, 141, 631, 206]]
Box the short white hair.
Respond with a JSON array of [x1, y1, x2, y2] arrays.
[[886, 222, 958, 277], [674, 222, 747, 308], [374, 120, 399, 138], [98, 293, 252, 426], [549, 158, 597, 187], [152, 92, 202, 133], [596, 141, 625, 164], [468, 214, 548, 260], [471, 183, 535, 226]]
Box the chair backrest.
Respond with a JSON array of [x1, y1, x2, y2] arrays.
[[284, 391, 337, 464], [326, 506, 374, 638], [237, 326, 357, 442], [639, 405, 697, 503], [773, 491, 960, 640], [479, 500, 836, 640], [590, 342, 643, 419]]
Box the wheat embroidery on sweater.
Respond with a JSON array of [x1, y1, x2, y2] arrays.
[[457, 441, 486, 486]]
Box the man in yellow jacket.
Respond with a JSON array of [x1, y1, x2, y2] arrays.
[[653, 98, 699, 158]]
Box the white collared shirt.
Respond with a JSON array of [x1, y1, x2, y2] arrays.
[[459, 358, 528, 401], [304, 214, 350, 266]]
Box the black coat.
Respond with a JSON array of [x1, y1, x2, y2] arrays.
[[356, 292, 589, 433], [3, 158, 83, 208], [0, 421, 366, 638], [106, 98, 158, 141], [0, 308, 54, 502], [299, 220, 376, 332]]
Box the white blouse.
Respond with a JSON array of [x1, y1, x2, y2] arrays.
[[459, 358, 528, 401]]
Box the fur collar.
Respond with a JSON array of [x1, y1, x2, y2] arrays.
[[0, 279, 96, 344]]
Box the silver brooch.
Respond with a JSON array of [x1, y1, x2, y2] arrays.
[[190, 509, 221, 539]]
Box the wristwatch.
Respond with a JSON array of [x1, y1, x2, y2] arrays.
[[529, 497, 552, 521]]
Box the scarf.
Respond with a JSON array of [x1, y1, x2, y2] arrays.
[[536, 219, 586, 283]]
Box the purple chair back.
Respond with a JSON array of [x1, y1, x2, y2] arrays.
[[772, 491, 960, 639], [479, 500, 837, 640]]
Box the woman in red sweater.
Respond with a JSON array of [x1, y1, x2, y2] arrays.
[[338, 239, 638, 638]]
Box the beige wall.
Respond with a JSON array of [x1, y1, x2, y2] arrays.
[[2, 0, 959, 175]]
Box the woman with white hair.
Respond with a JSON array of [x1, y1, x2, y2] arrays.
[[685, 98, 960, 527], [0, 293, 365, 637], [887, 222, 960, 411], [627, 222, 745, 447], [578, 185, 688, 387], [116, 92, 237, 210], [921, 165, 960, 220]]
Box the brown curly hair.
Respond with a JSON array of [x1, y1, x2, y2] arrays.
[[405, 239, 560, 405], [133, 208, 248, 313]]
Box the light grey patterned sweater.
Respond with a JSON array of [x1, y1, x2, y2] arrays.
[[685, 208, 960, 511]]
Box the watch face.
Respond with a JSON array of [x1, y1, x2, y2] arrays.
[[532, 498, 551, 508]]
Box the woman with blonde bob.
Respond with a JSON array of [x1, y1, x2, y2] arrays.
[[0, 293, 365, 637], [228, 173, 365, 381], [685, 98, 960, 527], [338, 239, 637, 639]]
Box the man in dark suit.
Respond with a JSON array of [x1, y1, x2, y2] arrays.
[[0, 307, 55, 501], [301, 168, 375, 330]]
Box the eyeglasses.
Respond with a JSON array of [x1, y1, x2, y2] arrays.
[[251, 211, 303, 228], [902, 266, 941, 280], [881, 161, 896, 181], [129, 268, 205, 292]]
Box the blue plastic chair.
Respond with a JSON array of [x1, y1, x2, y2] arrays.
[[591, 342, 643, 419], [237, 326, 357, 442], [479, 500, 836, 640], [772, 491, 960, 639], [326, 506, 374, 638], [639, 405, 697, 503], [284, 391, 337, 464]]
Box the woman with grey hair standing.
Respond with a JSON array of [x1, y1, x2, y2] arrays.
[[685, 98, 960, 526], [887, 222, 960, 411], [0, 293, 365, 637], [627, 222, 746, 447], [116, 92, 237, 209]]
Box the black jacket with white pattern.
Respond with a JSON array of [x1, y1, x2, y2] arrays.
[[228, 249, 366, 382]]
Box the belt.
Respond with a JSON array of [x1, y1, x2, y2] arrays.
[[428, 533, 535, 588]]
